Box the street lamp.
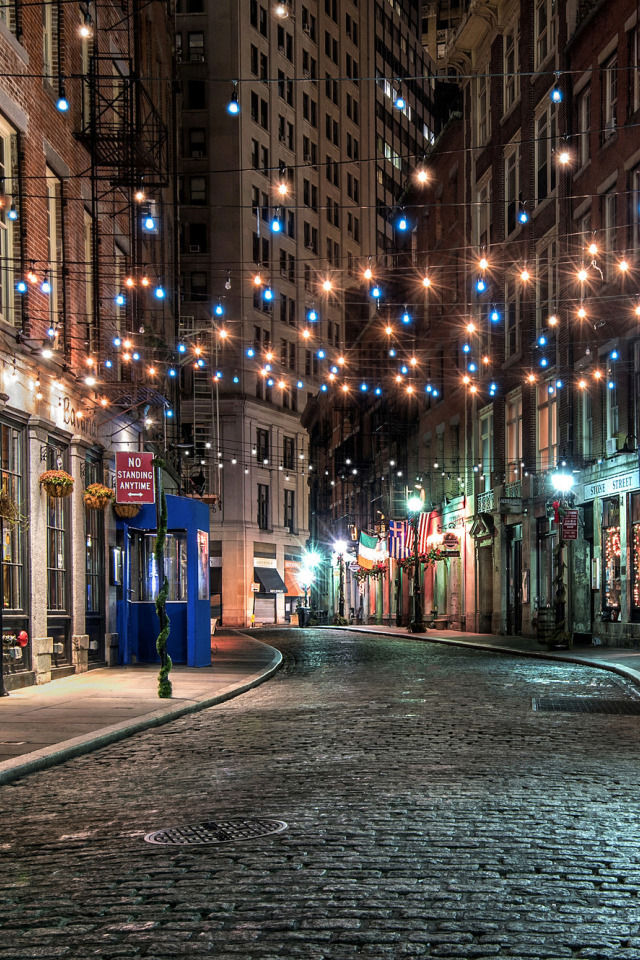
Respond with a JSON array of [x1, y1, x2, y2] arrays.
[[550, 469, 575, 649], [407, 496, 426, 633], [335, 540, 347, 619]]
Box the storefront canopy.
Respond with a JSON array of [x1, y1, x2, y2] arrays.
[[254, 567, 287, 593]]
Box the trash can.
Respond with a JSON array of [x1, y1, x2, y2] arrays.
[[299, 606, 311, 627]]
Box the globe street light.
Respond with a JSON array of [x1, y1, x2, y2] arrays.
[[334, 540, 347, 619], [407, 496, 426, 633]]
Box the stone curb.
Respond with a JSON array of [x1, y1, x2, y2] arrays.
[[0, 637, 282, 788], [340, 625, 640, 691]]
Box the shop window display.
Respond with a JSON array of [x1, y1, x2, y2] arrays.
[[602, 497, 621, 620]]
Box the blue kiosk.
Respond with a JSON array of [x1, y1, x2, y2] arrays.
[[114, 495, 211, 666]]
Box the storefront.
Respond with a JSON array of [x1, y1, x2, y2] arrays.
[[253, 555, 286, 623]]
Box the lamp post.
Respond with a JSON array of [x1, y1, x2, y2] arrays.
[[550, 469, 574, 649], [407, 496, 426, 633], [335, 540, 346, 619]]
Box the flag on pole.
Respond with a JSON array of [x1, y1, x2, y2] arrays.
[[388, 520, 410, 559], [407, 513, 429, 554], [357, 531, 379, 570]]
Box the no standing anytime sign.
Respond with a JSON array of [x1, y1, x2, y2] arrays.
[[115, 451, 155, 505]]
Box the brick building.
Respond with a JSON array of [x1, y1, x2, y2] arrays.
[[0, 0, 177, 689]]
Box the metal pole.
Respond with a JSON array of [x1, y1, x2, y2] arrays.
[[0, 516, 7, 696], [338, 553, 345, 619], [410, 512, 425, 633]]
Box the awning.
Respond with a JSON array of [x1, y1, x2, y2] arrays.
[[284, 562, 301, 596], [254, 567, 287, 593]]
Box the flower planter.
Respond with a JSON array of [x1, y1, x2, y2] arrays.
[[83, 483, 114, 511], [114, 503, 141, 519], [39, 470, 74, 499]]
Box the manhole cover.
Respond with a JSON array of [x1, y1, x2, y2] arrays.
[[144, 818, 287, 846], [532, 697, 640, 715]]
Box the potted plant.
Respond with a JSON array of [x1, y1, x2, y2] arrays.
[[0, 487, 19, 523], [39, 469, 74, 499], [113, 502, 141, 519], [83, 482, 115, 511]]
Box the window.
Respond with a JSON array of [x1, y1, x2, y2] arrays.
[[536, 103, 557, 203], [630, 24, 640, 115], [186, 80, 206, 110], [632, 166, 640, 250], [536, 236, 557, 328], [602, 189, 617, 279], [602, 497, 621, 616], [535, 0, 556, 67], [0, 123, 16, 327], [476, 177, 491, 248], [188, 32, 205, 60], [505, 143, 521, 236], [606, 377, 619, 440], [277, 70, 293, 104], [284, 489, 295, 533], [301, 6, 317, 41], [42, 2, 58, 83], [303, 221, 318, 252], [302, 50, 317, 80], [256, 428, 269, 462], [537, 383, 558, 472], [46, 445, 69, 614], [582, 389, 593, 460], [505, 285, 520, 358], [631, 493, 640, 616], [578, 86, 591, 168], [0, 422, 24, 612], [46, 168, 62, 334], [187, 222, 207, 253], [188, 127, 206, 158], [189, 176, 206, 203], [505, 392, 523, 479], [190, 271, 208, 300], [257, 484, 269, 529], [131, 533, 188, 602], [479, 407, 493, 493], [503, 21, 520, 112], [602, 53, 617, 141], [277, 25, 293, 60], [477, 73, 490, 145]]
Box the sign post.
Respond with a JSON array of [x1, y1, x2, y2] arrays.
[[115, 452, 156, 504], [562, 509, 579, 541]]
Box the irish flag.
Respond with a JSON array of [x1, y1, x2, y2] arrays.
[[358, 532, 379, 570]]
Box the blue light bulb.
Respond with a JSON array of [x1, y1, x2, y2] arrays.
[[297, 381, 303, 389], [361, 383, 368, 391], [401, 365, 408, 374], [263, 288, 273, 301], [7, 206, 17, 221], [608, 381, 615, 389], [57, 94, 69, 112], [215, 303, 223, 315], [321, 384, 328, 392], [132, 352, 140, 361], [469, 363, 477, 372], [540, 357, 548, 367], [227, 93, 240, 115], [518, 208, 529, 224], [371, 286, 381, 298], [308, 309, 318, 321], [317, 349, 325, 359], [476, 277, 486, 293], [105, 359, 113, 368], [144, 216, 156, 230], [168, 368, 177, 377], [402, 312, 410, 323], [16, 280, 26, 293], [113, 337, 121, 347], [426, 384, 432, 393], [375, 387, 382, 395], [271, 217, 281, 232], [611, 350, 619, 360], [490, 309, 500, 322], [463, 344, 470, 353], [556, 380, 563, 388], [247, 348, 255, 357], [155, 285, 165, 299], [398, 216, 408, 231], [389, 348, 396, 357], [233, 376, 239, 383], [115, 292, 125, 306], [178, 343, 187, 353], [41, 278, 51, 294], [166, 409, 174, 418], [551, 88, 562, 103], [394, 96, 406, 110], [197, 358, 205, 367], [432, 389, 439, 397]]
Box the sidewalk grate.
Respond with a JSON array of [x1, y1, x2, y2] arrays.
[[144, 818, 287, 846], [532, 696, 640, 715]]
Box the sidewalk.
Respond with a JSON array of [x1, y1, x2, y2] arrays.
[[3, 624, 640, 788], [0, 632, 281, 786], [342, 622, 640, 687]]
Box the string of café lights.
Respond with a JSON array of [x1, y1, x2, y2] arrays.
[[4, 9, 640, 454]]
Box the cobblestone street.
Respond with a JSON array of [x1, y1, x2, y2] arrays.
[[3, 629, 640, 959]]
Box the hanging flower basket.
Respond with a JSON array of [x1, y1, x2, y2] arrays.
[[83, 482, 115, 511], [39, 469, 74, 499], [0, 489, 19, 523], [113, 502, 141, 519]]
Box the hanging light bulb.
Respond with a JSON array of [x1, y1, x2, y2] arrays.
[[397, 211, 408, 231], [363, 266, 373, 280], [479, 256, 488, 270], [476, 276, 486, 293], [56, 83, 69, 112], [422, 275, 431, 288], [41, 271, 51, 294], [154, 284, 165, 299], [520, 266, 530, 281], [16, 279, 27, 294], [416, 169, 428, 184], [214, 303, 224, 316], [394, 91, 406, 110], [227, 82, 240, 115], [115, 291, 125, 306], [308, 308, 318, 321], [79, 13, 93, 38], [577, 267, 588, 282], [322, 279, 333, 292], [7, 205, 17, 221], [518, 204, 529, 224]]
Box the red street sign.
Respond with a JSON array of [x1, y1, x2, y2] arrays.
[[115, 451, 155, 504], [562, 509, 579, 540]]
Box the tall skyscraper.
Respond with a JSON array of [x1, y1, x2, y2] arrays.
[[176, 0, 438, 626]]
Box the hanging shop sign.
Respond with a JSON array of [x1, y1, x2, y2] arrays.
[[426, 530, 461, 557], [562, 510, 579, 540], [499, 497, 523, 513], [115, 451, 155, 504], [582, 470, 639, 502]]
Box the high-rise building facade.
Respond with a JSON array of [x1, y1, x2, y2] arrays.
[[177, 0, 438, 625]]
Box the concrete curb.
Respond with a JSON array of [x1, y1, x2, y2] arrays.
[[341, 625, 640, 691], [0, 636, 282, 787]]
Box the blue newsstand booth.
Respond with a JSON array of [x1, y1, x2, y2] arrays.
[[115, 495, 211, 666]]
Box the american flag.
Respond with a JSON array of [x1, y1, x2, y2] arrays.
[[407, 513, 430, 554]]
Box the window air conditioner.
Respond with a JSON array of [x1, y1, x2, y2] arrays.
[[189, 244, 201, 252], [606, 436, 618, 456]]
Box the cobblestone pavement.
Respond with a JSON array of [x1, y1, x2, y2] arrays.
[[3, 629, 640, 960]]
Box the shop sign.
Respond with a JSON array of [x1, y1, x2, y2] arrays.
[[115, 451, 155, 503], [254, 557, 277, 569], [251, 582, 260, 592], [582, 470, 639, 502], [562, 510, 579, 540], [500, 497, 522, 513]]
